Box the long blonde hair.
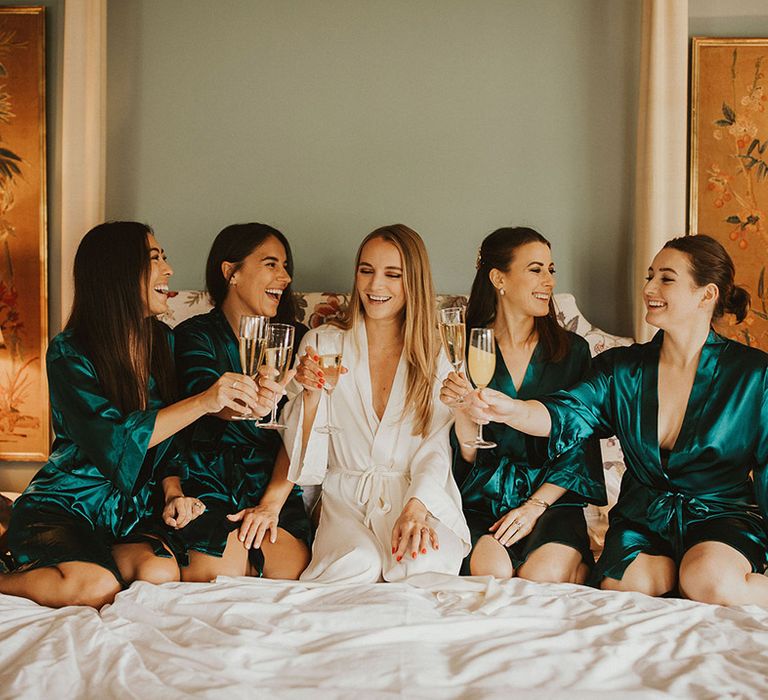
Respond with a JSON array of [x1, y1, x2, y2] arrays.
[[339, 224, 439, 438]]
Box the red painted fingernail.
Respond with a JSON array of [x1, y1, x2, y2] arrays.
[[396, 555, 402, 562], [392, 547, 396, 554], [316, 383, 323, 388], [313, 355, 319, 361], [412, 552, 417, 559], [421, 548, 427, 554]]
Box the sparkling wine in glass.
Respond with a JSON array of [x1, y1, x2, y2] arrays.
[[464, 327, 497, 449], [439, 306, 466, 403], [255, 323, 295, 430], [314, 329, 345, 435], [234, 314, 269, 420]]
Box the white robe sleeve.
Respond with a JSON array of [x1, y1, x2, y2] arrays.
[[403, 384, 471, 553], [281, 328, 330, 485]]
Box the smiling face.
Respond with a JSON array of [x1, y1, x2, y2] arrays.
[[491, 241, 555, 318], [223, 235, 292, 318], [355, 237, 406, 322], [143, 233, 173, 317], [643, 248, 716, 329]]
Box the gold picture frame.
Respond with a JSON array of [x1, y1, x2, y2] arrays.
[[0, 6, 48, 461], [690, 37, 768, 348]]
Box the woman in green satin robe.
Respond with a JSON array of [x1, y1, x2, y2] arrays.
[[174, 223, 311, 581], [463, 235, 768, 606], [441, 227, 605, 582], [0, 222, 261, 608]]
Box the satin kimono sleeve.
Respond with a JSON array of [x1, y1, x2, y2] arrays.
[[540, 349, 618, 461], [47, 336, 159, 496]]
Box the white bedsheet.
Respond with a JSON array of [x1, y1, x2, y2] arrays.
[[1, 574, 766, 699]]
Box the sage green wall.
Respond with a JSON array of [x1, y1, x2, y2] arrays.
[[106, 0, 641, 336]]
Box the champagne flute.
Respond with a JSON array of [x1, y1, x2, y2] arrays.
[[464, 327, 497, 449], [234, 314, 269, 420], [255, 323, 295, 430], [439, 306, 466, 403], [314, 329, 345, 435]]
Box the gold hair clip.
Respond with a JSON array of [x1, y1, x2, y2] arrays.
[[475, 248, 482, 270]]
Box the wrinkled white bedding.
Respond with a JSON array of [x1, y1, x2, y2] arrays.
[[1, 574, 766, 699]]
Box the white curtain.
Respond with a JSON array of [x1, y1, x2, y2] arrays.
[[632, 0, 689, 342], [58, 0, 107, 328]]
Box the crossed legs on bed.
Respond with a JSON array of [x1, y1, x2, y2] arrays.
[[0, 541, 180, 608]]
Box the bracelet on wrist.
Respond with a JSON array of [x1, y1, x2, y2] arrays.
[[525, 497, 550, 510]]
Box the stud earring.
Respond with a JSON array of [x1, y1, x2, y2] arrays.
[[499, 288, 505, 296], [229, 276, 237, 286]]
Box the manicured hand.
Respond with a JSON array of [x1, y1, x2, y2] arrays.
[[391, 498, 439, 562], [439, 371, 473, 408], [227, 504, 280, 550], [201, 372, 260, 416], [489, 501, 546, 547], [465, 387, 521, 425], [255, 367, 297, 416], [163, 496, 206, 529]]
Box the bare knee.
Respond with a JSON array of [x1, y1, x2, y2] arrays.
[[518, 544, 586, 584], [679, 557, 743, 605], [469, 536, 514, 578], [600, 554, 676, 597], [62, 568, 121, 608], [134, 555, 180, 585], [262, 540, 310, 581]]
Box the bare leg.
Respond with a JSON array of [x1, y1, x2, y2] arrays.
[[469, 534, 514, 578], [679, 541, 768, 607], [600, 553, 677, 596], [112, 540, 180, 585], [261, 528, 310, 580], [517, 542, 589, 584], [0, 561, 121, 608], [181, 530, 251, 582]]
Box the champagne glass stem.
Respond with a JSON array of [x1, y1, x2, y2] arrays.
[[270, 396, 278, 425], [326, 389, 333, 430], [475, 420, 484, 444]]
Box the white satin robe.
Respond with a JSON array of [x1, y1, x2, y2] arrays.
[[282, 321, 470, 584]]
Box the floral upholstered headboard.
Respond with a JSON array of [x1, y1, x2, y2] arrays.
[[161, 291, 633, 357]]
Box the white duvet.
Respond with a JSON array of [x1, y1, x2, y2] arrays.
[[1, 574, 766, 699]]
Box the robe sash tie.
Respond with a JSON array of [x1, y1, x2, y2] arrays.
[[332, 464, 403, 528]]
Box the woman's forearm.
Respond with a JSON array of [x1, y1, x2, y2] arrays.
[[149, 394, 210, 448], [505, 399, 552, 437], [258, 446, 294, 509]]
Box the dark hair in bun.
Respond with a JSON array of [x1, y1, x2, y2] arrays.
[[662, 234, 750, 323]]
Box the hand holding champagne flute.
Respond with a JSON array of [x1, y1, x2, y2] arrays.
[[256, 323, 295, 430], [235, 314, 269, 419], [439, 306, 466, 403], [465, 327, 497, 449], [315, 329, 345, 435]]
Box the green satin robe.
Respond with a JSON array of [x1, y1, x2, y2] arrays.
[[455, 332, 606, 568], [542, 330, 768, 580], [173, 309, 310, 560], [8, 328, 184, 574]]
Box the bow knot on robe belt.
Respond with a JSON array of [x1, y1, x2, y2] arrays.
[[334, 464, 402, 528], [646, 490, 711, 547]]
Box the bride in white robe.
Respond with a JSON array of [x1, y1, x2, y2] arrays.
[[281, 225, 470, 584]]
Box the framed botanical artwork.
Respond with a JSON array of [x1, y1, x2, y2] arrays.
[[690, 37, 768, 349], [0, 7, 48, 460]]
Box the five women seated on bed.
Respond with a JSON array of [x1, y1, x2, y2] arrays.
[[0, 220, 766, 609]]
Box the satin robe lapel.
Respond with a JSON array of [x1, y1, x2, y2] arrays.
[[493, 341, 539, 398], [640, 332, 663, 472], [213, 308, 240, 372], [668, 329, 726, 463], [518, 343, 544, 400], [352, 321, 380, 434]]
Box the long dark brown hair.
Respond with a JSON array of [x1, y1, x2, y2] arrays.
[[467, 226, 571, 363], [205, 223, 299, 323], [663, 234, 750, 323], [66, 221, 176, 412]]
